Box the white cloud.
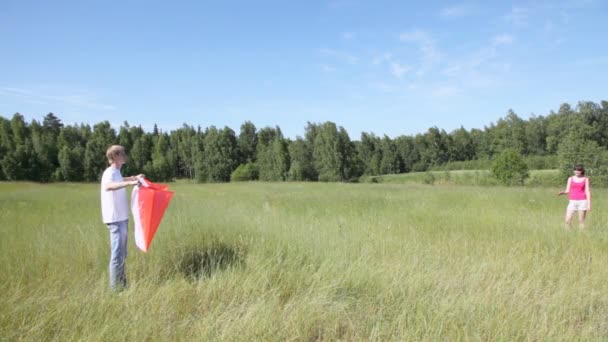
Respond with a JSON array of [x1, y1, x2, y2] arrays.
[[503, 6, 529, 27], [342, 31, 356, 40], [431, 85, 460, 98], [372, 53, 393, 65], [0, 86, 116, 111], [492, 34, 514, 46], [436, 32, 516, 91], [390, 62, 410, 78], [320, 64, 336, 72], [575, 57, 608, 66], [327, 0, 356, 9], [369, 81, 394, 92], [319, 48, 359, 65], [442, 64, 462, 77], [399, 30, 431, 43], [399, 29, 442, 72], [440, 4, 472, 18]]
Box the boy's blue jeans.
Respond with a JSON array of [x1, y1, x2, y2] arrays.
[[107, 220, 128, 290]]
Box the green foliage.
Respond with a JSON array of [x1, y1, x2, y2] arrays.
[[199, 127, 239, 183], [313, 122, 360, 182], [491, 149, 529, 185], [367, 169, 560, 187], [358, 132, 381, 175], [524, 169, 563, 187], [168, 124, 197, 180], [490, 110, 527, 155], [430, 155, 556, 172], [230, 163, 259, 181], [423, 171, 436, 185], [524, 154, 558, 170], [379, 135, 400, 175], [83, 121, 116, 181], [557, 132, 608, 187], [130, 134, 152, 174], [288, 138, 316, 181], [1, 99, 607, 185], [258, 131, 290, 181], [238, 121, 257, 164], [143, 133, 175, 182], [57, 145, 85, 181], [430, 158, 492, 171]]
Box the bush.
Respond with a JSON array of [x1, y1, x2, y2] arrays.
[[230, 163, 259, 182], [491, 149, 529, 186], [557, 134, 608, 187], [524, 170, 562, 187], [429, 158, 492, 171], [524, 155, 558, 170], [423, 172, 436, 185]]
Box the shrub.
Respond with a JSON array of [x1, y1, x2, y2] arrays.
[[423, 172, 436, 185], [230, 163, 259, 182], [524, 155, 558, 170], [557, 134, 608, 187], [491, 149, 529, 186]]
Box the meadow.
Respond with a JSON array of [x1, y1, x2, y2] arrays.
[[1, 180, 608, 340]]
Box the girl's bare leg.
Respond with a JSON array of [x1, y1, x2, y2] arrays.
[[565, 209, 575, 230], [578, 210, 587, 230]]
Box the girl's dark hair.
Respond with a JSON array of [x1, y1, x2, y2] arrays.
[[574, 164, 585, 175]]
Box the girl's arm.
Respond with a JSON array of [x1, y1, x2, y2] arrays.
[[586, 177, 591, 211], [558, 177, 571, 196]]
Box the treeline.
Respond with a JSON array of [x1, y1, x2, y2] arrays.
[[0, 100, 607, 183]]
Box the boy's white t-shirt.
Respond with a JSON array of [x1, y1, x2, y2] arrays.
[[100, 166, 129, 224]]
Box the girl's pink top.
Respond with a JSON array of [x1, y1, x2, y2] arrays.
[[569, 177, 587, 200]]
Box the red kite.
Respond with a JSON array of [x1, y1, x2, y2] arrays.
[[131, 178, 174, 252]]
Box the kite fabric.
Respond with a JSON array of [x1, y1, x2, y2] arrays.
[[131, 178, 174, 252]]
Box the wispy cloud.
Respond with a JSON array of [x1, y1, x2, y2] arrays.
[[503, 6, 530, 27], [320, 64, 336, 72], [319, 48, 359, 65], [342, 31, 356, 40], [492, 33, 514, 46], [438, 33, 517, 92], [326, 0, 357, 9], [399, 29, 442, 73], [0, 86, 116, 111], [390, 62, 410, 78], [431, 85, 460, 98], [575, 56, 608, 67], [369, 81, 395, 93], [440, 4, 473, 18], [372, 52, 393, 66]]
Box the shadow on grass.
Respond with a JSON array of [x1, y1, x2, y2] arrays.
[[161, 241, 245, 281]]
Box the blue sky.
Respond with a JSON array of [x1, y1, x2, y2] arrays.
[[1, 0, 607, 139]]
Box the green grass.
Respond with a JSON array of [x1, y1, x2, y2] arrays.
[[1, 181, 608, 340], [362, 169, 564, 187]]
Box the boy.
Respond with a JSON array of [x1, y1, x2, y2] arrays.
[[101, 145, 143, 290]]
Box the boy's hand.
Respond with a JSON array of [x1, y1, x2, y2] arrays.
[[135, 174, 145, 180], [128, 179, 139, 186]]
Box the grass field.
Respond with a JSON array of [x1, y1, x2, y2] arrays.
[[1, 181, 608, 340], [361, 169, 563, 187]]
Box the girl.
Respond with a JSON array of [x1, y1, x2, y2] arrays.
[[558, 165, 591, 229]]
